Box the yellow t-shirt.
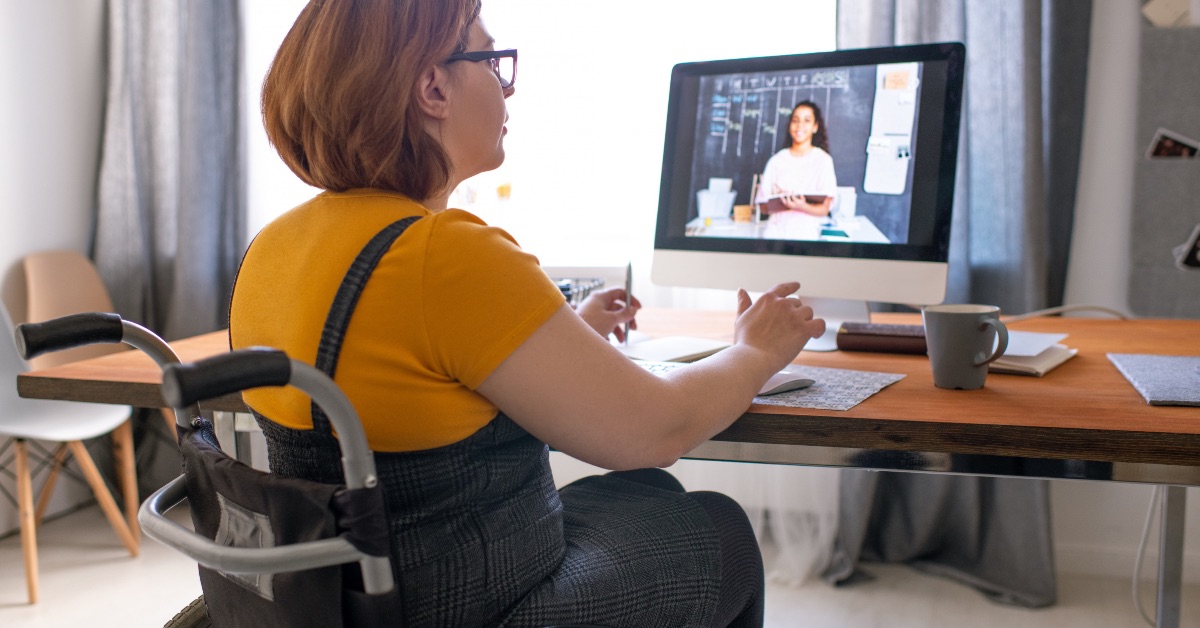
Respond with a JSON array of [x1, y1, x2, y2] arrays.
[[229, 189, 565, 452]]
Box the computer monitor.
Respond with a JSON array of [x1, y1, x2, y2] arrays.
[[651, 43, 965, 350]]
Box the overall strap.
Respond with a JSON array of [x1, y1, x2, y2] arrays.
[[311, 216, 421, 434]]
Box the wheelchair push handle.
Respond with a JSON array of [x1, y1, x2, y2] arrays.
[[15, 312, 124, 360], [161, 350, 376, 490], [161, 348, 292, 409], [15, 311, 183, 369], [16, 312, 195, 426]]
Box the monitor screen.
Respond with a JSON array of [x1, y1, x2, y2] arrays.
[[651, 43, 965, 308]]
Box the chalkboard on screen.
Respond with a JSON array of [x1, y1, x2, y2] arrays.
[[687, 64, 919, 244]]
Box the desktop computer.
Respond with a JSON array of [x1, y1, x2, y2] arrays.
[[651, 43, 965, 350]]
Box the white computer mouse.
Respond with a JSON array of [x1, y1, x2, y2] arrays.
[[758, 371, 815, 396]]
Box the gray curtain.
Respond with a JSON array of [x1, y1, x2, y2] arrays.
[[825, 0, 1092, 608], [94, 0, 245, 343], [93, 0, 245, 494]]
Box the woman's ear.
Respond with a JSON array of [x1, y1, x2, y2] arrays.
[[415, 65, 452, 119]]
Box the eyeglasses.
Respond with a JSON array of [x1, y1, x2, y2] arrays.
[[444, 48, 517, 89]]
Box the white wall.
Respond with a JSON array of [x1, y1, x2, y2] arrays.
[[1053, 0, 1200, 583], [0, 0, 106, 315], [0, 0, 109, 535], [243, 0, 319, 241]]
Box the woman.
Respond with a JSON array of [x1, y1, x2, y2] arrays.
[[756, 100, 838, 218], [230, 1, 825, 626]]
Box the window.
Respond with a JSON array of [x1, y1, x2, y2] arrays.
[[245, 1, 835, 281]]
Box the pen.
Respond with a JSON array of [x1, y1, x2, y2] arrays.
[[623, 262, 632, 346]]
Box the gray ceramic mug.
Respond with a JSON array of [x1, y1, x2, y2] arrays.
[[922, 304, 1009, 390]]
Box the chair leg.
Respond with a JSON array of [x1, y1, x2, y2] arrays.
[[15, 439, 39, 604], [33, 444, 70, 526], [66, 440, 139, 556], [112, 420, 140, 539]]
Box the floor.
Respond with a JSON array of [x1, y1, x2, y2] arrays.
[[0, 505, 1194, 627]]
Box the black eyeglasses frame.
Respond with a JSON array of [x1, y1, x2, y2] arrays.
[[443, 48, 518, 89]]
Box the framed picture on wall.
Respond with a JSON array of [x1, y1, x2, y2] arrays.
[[1146, 127, 1200, 158]]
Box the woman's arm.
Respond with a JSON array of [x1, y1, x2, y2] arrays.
[[476, 283, 824, 470], [757, 154, 781, 203], [778, 195, 832, 217]]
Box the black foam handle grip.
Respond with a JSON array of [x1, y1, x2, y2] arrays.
[[15, 312, 124, 360], [161, 348, 292, 409]]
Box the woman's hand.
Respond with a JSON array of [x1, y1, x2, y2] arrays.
[[733, 282, 826, 369], [779, 193, 805, 211], [574, 286, 641, 342], [779, 194, 832, 217]]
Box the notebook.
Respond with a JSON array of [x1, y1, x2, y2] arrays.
[[634, 359, 814, 396], [616, 335, 730, 362], [990, 343, 1077, 377]]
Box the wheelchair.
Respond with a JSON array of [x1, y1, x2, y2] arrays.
[[18, 314, 396, 626], [16, 313, 605, 627]]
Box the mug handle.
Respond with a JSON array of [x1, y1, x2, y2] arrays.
[[975, 317, 1009, 366]]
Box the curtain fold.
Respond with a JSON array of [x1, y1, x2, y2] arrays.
[[93, 0, 245, 494], [94, 0, 245, 342], [825, 0, 1092, 608]]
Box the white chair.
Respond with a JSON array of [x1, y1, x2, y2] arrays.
[[23, 250, 176, 436], [23, 250, 126, 370], [0, 306, 138, 604]]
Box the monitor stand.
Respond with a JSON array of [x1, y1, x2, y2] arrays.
[[803, 297, 871, 352]]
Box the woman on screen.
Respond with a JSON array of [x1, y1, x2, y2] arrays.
[[756, 100, 838, 217], [230, 1, 824, 626]]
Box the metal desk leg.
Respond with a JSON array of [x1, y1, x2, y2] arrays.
[[234, 432, 254, 465], [1157, 485, 1186, 628], [213, 411, 237, 459], [212, 411, 263, 468]]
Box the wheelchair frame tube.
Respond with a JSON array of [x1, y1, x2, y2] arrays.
[[139, 476, 367, 575], [144, 356, 395, 595], [119, 320, 203, 426]]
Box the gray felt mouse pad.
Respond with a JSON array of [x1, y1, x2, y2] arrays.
[[1107, 353, 1200, 406]]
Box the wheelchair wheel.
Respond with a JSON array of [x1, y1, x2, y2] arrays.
[[164, 595, 212, 628]]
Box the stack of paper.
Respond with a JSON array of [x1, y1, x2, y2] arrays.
[[989, 331, 1077, 377]]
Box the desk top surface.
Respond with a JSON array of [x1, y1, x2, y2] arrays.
[[17, 310, 1200, 466]]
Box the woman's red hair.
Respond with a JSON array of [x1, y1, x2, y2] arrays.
[[262, 0, 482, 198]]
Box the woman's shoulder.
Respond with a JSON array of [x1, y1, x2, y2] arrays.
[[762, 148, 791, 171], [258, 189, 428, 235], [809, 147, 834, 162], [427, 207, 524, 249], [248, 194, 529, 272], [240, 190, 427, 275]]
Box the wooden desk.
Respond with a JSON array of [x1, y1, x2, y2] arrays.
[[671, 311, 1200, 486], [16, 313, 1200, 482], [17, 330, 239, 412], [15, 311, 1200, 626]]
